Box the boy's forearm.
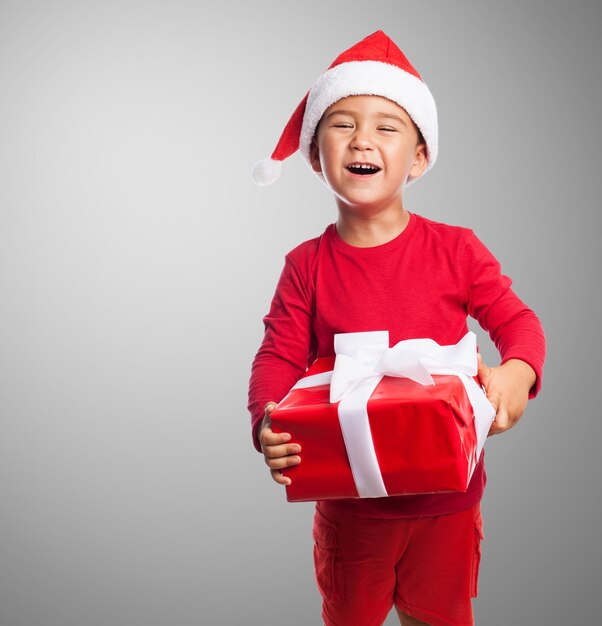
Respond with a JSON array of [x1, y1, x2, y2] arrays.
[[248, 359, 306, 452], [500, 358, 537, 390], [493, 319, 546, 398]]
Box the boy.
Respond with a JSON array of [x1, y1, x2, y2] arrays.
[[248, 31, 546, 626]]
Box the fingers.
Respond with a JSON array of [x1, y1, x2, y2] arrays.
[[485, 391, 501, 437], [262, 435, 302, 470], [271, 469, 292, 486], [264, 401, 278, 414], [495, 406, 509, 431], [488, 405, 510, 436], [258, 406, 301, 486], [267, 444, 301, 485], [259, 424, 291, 447], [258, 401, 290, 448], [477, 352, 491, 386], [264, 437, 301, 485]]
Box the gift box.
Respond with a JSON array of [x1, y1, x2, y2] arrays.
[[270, 331, 496, 503]]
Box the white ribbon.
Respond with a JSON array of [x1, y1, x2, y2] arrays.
[[292, 331, 496, 498]]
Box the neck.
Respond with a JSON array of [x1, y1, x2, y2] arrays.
[[335, 206, 411, 248]]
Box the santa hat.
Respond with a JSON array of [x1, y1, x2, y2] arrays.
[[252, 30, 438, 188]]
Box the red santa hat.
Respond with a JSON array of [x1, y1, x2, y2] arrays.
[[252, 30, 438, 188]]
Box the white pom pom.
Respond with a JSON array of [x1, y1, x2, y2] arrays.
[[252, 158, 282, 186]]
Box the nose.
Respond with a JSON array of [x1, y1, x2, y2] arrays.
[[350, 126, 374, 151]]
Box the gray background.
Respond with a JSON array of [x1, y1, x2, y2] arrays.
[[0, 1, 599, 625]]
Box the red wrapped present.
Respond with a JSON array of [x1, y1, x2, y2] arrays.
[[270, 331, 496, 502]]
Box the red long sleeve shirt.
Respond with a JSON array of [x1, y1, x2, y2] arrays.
[[248, 211, 546, 518]]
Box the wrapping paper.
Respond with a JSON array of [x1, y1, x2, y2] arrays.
[[269, 331, 495, 502]]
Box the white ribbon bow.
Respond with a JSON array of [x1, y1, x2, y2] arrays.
[[293, 331, 496, 498]]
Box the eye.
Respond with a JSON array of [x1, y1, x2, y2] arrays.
[[379, 127, 397, 132], [333, 124, 353, 128]]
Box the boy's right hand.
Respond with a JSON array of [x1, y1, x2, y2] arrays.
[[259, 401, 302, 486]]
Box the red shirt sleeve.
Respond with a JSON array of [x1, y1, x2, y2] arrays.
[[462, 230, 546, 399], [247, 254, 317, 451]]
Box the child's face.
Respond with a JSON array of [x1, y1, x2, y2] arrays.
[[309, 95, 427, 213]]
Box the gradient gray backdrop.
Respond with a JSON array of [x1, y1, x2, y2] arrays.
[[0, 1, 599, 625]]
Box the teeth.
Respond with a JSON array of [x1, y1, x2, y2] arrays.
[[349, 164, 379, 171]]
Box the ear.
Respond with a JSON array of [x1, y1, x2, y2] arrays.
[[408, 142, 428, 181], [309, 137, 322, 173]]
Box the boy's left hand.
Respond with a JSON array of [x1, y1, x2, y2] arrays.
[[476, 354, 537, 436]]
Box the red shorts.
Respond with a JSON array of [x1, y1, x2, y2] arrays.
[[312, 500, 484, 626]]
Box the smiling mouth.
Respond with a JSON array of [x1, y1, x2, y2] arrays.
[[346, 164, 381, 175], [345, 163, 380, 179]]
